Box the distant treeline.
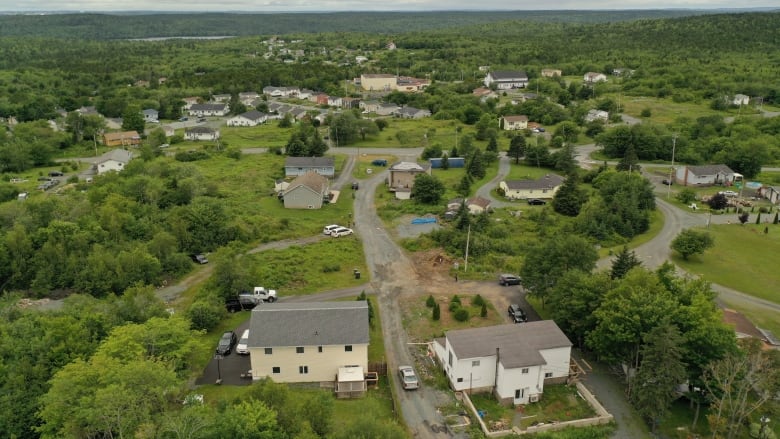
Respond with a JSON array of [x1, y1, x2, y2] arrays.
[[0, 10, 720, 39]]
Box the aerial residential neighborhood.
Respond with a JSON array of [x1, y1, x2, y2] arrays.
[[0, 8, 779, 439]]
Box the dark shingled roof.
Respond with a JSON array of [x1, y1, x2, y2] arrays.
[[686, 164, 735, 176], [248, 302, 369, 348], [284, 171, 329, 195], [446, 321, 571, 369], [489, 70, 528, 80], [285, 156, 335, 168], [504, 174, 564, 190]]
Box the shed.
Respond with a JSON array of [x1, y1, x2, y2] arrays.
[[335, 366, 367, 398]]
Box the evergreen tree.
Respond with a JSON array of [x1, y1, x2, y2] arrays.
[[440, 153, 450, 170], [450, 144, 459, 158], [756, 212, 761, 224], [432, 303, 440, 321], [773, 212, 778, 224], [552, 173, 588, 216], [486, 135, 498, 153], [616, 144, 641, 172], [508, 135, 525, 164], [610, 246, 642, 279], [121, 105, 145, 134], [456, 174, 472, 197], [480, 303, 488, 318], [455, 200, 471, 231], [465, 149, 486, 179]]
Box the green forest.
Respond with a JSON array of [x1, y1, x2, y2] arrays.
[[1, 10, 780, 439]]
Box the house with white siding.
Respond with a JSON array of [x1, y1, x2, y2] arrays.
[[184, 126, 220, 141], [500, 174, 564, 200], [502, 115, 529, 131], [584, 72, 608, 84], [483, 70, 528, 89], [248, 302, 369, 383], [188, 103, 229, 117], [675, 164, 741, 186], [227, 110, 268, 127], [284, 156, 335, 178], [433, 321, 571, 405], [95, 149, 133, 175]]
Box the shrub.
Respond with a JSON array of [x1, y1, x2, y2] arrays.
[[451, 295, 461, 305], [321, 263, 341, 273], [432, 303, 441, 321], [175, 150, 210, 162], [472, 294, 485, 306], [676, 188, 696, 205], [759, 206, 769, 213], [453, 308, 470, 322], [640, 108, 652, 117], [224, 147, 242, 160], [426, 295, 436, 308], [480, 303, 488, 318], [187, 300, 224, 330], [449, 301, 460, 312]]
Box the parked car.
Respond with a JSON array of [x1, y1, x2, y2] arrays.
[[532, 127, 546, 133], [48, 171, 64, 177], [331, 227, 353, 237], [236, 329, 250, 355], [191, 254, 209, 264], [508, 304, 527, 323], [527, 198, 547, 205], [662, 178, 673, 185], [499, 274, 521, 286], [179, 117, 189, 121], [719, 190, 738, 198], [197, 117, 207, 122], [225, 298, 245, 313], [323, 224, 341, 235], [215, 331, 237, 355], [351, 181, 359, 190], [371, 159, 388, 166], [398, 365, 419, 390]]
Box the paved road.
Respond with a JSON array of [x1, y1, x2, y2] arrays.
[[476, 153, 512, 208]]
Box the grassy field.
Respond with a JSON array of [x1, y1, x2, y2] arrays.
[[214, 123, 294, 149], [401, 293, 505, 343], [618, 96, 738, 125]]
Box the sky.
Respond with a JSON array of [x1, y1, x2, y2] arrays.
[[1, 0, 776, 12]]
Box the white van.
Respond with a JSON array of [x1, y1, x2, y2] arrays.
[[236, 329, 250, 355]]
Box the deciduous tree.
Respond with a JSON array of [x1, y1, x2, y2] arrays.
[[671, 229, 714, 260]]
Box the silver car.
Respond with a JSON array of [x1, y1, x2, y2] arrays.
[[398, 365, 419, 390]]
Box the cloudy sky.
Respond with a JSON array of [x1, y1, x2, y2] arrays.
[[2, 0, 775, 12]]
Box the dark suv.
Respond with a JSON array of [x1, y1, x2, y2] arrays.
[[499, 274, 521, 286], [508, 304, 527, 323], [215, 331, 237, 355]]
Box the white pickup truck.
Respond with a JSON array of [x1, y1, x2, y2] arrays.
[[237, 287, 278, 306]]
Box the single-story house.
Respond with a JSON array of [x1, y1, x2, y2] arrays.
[[395, 106, 431, 119], [327, 96, 343, 107], [290, 108, 308, 120], [483, 70, 528, 89], [360, 100, 381, 113], [142, 108, 158, 123], [181, 97, 200, 110], [433, 321, 572, 405], [396, 76, 429, 92], [388, 161, 431, 192], [263, 86, 287, 97], [313, 93, 330, 106], [226, 110, 268, 127], [502, 115, 529, 131], [541, 68, 562, 77], [212, 93, 231, 103], [283, 171, 331, 209], [248, 302, 369, 383], [239, 91, 260, 106], [466, 196, 492, 214], [584, 109, 609, 123], [162, 125, 175, 137], [284, 156, 335, 178], [188, 103, 229, 117], [298, 89, 314, 100], [184, 126, 220, 141], [675, 165, 741, 187], [95, 149, 133, 175], [500, 174, 565, 200], [376, 103, 401, 116], [584, 72, 608, 84], [758, 186, 780, 204], [732, 94, 750, 106], [102, 131, 141, 147]]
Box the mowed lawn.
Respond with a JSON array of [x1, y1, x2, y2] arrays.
[[673, 223, 780, 328]]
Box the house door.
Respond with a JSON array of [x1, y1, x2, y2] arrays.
[[514, 388, 528, 405]]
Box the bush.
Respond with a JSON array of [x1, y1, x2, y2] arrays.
[[640, 108, 652, 117], [480, 303, 488, 318], [224, 147, 242, 160], [472, 294, 485, 306], [321, 263, 341, 273], [426, 295, 436, 308], [175, 150, 210, 162], [453, 308, 470, 322], [187, 300, 224, 330], [451, 295, 461, 305], [449, 301, 460, 312], [432, 303, 441, 321], [676, 188, 696, 205]]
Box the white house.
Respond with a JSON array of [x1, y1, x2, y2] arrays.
[[759, 186, 780, 204], [248, 302, 369, 383], [327, 96, 343, 107], [239, 91, 260, 106], [395, 106, 431, 119], [284, 156, 335, 178], [675, 164, 741, 187], [483, 70, 528, 89], [142, 108, 158, 123], [584, 109, 609, 123], [212, 93, 231, 103], [95, 149, 133, 175], [584, 72, 607, 84], [226, 110, 268, 127], [500, 174, 565, 200], [433, 321, 572, 405], [502, 115, 529, 131], [732, 94, 750, 106], [466, 196, 491, 214], [184, 126, 220, 141], [188, 103, 229, 117]]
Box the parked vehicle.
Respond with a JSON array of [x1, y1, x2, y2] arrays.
[[398, 365, 419, 390], [48, 171, 64, 177], [323, 224, 341, 235], [238, 286, 278, 305], [527, 198, 546, 205], [330, 227, 353, 237], [225, 298, 245, 312], [191, 254, 209, 264], [371, 159, 388, 166], [179, 117, 188, 121], [236, 329, 250, 355], [197, 117, 207, 122], [215, 331, 237, 355], [508, 304, 527, 323], [499, 274, 521, 286], [351, 181, 359, 190], [662, 178, 672, 185], [719, 190, 738, 198]]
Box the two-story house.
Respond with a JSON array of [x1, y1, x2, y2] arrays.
[[483, 70, 528, 89], [502, 115, 529, 131]]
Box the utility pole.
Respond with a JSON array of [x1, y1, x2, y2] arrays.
[[464, 224, 471, 272], [667, 134, 677, 199]]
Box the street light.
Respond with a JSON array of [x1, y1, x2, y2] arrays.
[[667, 134, 677, 199], [214, 353, 223, 385]]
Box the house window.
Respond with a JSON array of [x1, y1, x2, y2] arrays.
[[472, 360, 480, 367], [521, 368, 529, 374], [264, 348, 273, 355], [345, 345, 352, 352], [299, 366, 309, 374], [318, 346, 323, 353], [545, 372, 553, 378], [272, 367, 281, 374], [457, 378, 463, 383], [448, 352, 453, 367], [296, 347, 304, 354], [515, 388, 525, 399]]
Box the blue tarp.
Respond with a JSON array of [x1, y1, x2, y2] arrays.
[[411, 217, 437, 224]]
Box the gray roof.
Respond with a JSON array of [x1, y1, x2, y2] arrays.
[[489, 70, 528, 80], [248, 302, 369, 348], [238, 110, 267, 121], [285, 156, 335, 168], [396, 106, 429, 116], [446, 321, 571, 369], [96, 148, 133, 165], [190, 103, 227, 111], [504, 174, 564, 190], [185, 126, 217, 134], [686, 164, 736, 176]]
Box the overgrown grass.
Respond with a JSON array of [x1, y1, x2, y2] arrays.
[[516, 385, 596, 429], [656, 398, 712, 439], [401, 293, 505, 342], [218, 123, 295, 149], [619, 96, 731, 125]]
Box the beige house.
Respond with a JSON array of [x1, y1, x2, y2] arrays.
[[541, 68, 562, 77], [388, 162, 431, 192], [502, 115, 529, 131], [248, 302, 369, 383], [102, 131, 141, 147], [466, 196, 492, 214], [500, 174, 564, 200], [360, 73, 396, 91], [283, 171, 330, 209], [584, 72, 608, 84]]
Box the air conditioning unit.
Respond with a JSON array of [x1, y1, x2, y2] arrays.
[[529, 394, 540, 403]]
